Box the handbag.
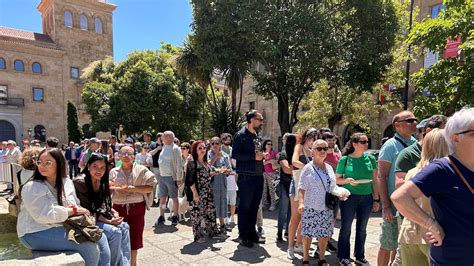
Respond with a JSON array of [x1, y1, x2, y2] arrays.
[[63, 214, 103, 244], [312, 164, 338, 210]]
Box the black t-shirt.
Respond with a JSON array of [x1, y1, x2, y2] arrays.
[[149, 142, 162, 168], [278, 151, 292, 183]]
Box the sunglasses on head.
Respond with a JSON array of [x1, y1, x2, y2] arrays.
[[314, 147, 328, 152], [398, 118, 418, 124]]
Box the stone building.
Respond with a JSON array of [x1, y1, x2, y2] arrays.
[[0, 0, 116, 144], [216, 0, 446, 149]]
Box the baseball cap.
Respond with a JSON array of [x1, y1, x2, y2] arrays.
[[416, 118, 429, 129]]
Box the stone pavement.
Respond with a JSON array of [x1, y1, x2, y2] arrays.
[[140, 205, 383, 265]]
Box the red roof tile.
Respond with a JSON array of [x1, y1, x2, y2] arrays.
[[0, 26, 61, 50]]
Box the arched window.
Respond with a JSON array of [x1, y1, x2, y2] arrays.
[[64, 11, 73, 27], [32, 62, 42, 74], [80, 15, 88, 31], [0, 58, 5, 69], [14, 60, 24, 72], [94, 18, 103, 34], [34, 125, 46, 142]]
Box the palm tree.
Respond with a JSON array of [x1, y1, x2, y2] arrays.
[[172, 36, 217, 107]]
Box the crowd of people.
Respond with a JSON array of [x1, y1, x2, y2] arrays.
[[1, 107, 473, 266]]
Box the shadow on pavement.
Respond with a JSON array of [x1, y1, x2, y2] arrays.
[[229, 241, 271, 264], [152, 225, 178, 234]]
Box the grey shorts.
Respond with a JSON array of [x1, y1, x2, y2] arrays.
[[159, 176, 178, 198]]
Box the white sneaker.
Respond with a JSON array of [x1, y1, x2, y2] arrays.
[[294, 245, 303, 254], [287, 248, 296, 260]]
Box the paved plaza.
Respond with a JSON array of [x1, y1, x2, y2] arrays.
[[140, 205, 383, 265]]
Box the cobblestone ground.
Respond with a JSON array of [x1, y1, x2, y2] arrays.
[[141, 204, 382, 265]]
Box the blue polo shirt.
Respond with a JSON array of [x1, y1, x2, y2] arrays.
[[411, 156, 474, 265], [378, 132, 416, 197]]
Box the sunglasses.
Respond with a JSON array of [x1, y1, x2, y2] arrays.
[[314, 147, 328, 152], [398, 118, 418, 124], [266, 143, 272, 146], [181, 146, 189, 150], [197, 146, 206, 151], [211, 143, 220, 146], [356, 140, 369, 144], [456, 129, 474, 135]]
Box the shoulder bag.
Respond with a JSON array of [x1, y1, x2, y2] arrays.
[[312, 164, 338, 210]]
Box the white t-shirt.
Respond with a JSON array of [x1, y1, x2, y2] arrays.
[[226, 174, 238, 191], [158, 145, 173, 176], [135, 153, 152, 166]]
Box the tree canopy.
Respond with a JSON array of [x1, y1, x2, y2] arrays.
[[409, 0, 473, 117], [81, 45, 205, 140], [191, 0, 399, 135]]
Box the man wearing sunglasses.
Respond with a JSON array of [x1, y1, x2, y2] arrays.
[[232, 110, 265, 248], [377, 111, 418, 266], [394, 115, 447, 189]]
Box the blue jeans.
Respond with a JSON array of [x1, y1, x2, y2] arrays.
[[97, 222, 131, 266], [20, 226, 110, 266], [237, 174, 263, 240], [337, 194, 373, 260], [277, 180, 291, 232]]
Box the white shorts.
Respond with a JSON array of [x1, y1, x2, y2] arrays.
[[227, 190, 237, 205]]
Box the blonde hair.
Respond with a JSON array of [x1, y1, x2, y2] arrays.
[[417, 128, 449, 169], [19, 147, 42, 170], [312, 139, 328, 148]]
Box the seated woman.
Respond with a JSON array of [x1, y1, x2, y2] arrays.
[[17, 148, 110, 266], [74, 153, 131, 266]]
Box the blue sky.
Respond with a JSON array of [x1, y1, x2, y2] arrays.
[[0, 0, 193, 61]]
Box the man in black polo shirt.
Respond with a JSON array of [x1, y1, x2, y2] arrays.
[[232, 110, 265, 247]]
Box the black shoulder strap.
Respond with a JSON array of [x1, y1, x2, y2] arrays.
[[394, 136, 409, 148], [342, 156, 349, 178]]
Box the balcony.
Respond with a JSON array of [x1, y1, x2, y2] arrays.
[[0, 97, 24, 107]]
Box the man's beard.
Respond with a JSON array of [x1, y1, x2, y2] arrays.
[[253, 124, 262, 132]]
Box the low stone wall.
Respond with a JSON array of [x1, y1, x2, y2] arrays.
[[0, 251, 85, 265]]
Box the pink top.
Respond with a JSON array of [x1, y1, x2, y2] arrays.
[[325, 151, 342, 171], [264, 150, 279, 173]]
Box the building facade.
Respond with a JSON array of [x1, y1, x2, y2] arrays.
[[0, 0, 116, 144]]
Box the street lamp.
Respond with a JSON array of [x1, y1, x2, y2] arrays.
[[403, 0, 415, 110]]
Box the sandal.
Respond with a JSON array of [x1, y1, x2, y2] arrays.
[[318, 259, 328, 266], [302, 261, 309, 265]]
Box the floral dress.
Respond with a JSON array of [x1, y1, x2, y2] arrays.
[[186, 160, 219, 241]]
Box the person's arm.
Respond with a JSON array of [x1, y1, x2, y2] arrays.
[[378, 160, 393, 222], [292, 144, 305, 169], [395, 172, 407, 189], [298, 188, 305, 214], [335, 157, 355, 185], [280, 159, 292, 174], [391, 181, 444, 246]]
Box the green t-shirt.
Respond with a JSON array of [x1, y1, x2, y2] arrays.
[[336, 154, 377, 195], [394, 142, 421, 173]]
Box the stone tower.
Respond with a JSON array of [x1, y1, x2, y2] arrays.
[[36, 0, 116, 126]]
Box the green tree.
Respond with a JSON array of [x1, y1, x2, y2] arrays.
[[191, 1, 399, 135], [409, 0, 473, 117], [81, 46, 206, 140], [66, 101, 83, 142]]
